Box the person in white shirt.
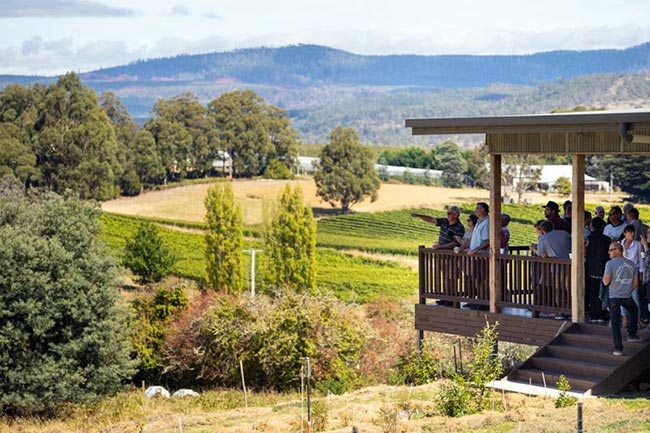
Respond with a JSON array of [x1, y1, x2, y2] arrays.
[[622, 224, 649, 325], [468, 202, 489, 255]]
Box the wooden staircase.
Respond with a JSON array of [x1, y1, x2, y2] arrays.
[[506, 322, 650, 395]]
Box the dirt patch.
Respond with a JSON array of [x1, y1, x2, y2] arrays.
[[339, 249, 419, 271], [102, 177, 625, 225]]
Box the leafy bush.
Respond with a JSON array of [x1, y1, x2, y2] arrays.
[[123, 221, 176, 283], [161, 291, 368, 392], [555, 176, 572, 197], [434, 322, 502, 417], [374, 400, 400, 433], [0, 180, 135, 415], [396, 342, 439, 385], [358, 299, 414, 384], [499, 342, 536, 375], [434, 376, 474, 417], [467, 322, 503, 411], [310, 399, 329, 432], [263, 159, 294, 179], [555, 375, 577, 408], [131, 285, 188, 379]]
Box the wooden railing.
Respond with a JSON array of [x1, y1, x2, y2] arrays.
[[418, 247, 490, 306], [418, 246, 571, 315]]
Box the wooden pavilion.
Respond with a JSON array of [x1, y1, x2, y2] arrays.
[[405, 110, 650, 395]]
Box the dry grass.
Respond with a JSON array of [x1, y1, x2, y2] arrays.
[[2, 384, 648, 433], [102, 178, 625, 225]]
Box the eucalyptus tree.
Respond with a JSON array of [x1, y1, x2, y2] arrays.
[[33, 73, 125, 200], [145, 92, 218, 182], [208, 90, 298, 178], [314, 126, 380, 213]]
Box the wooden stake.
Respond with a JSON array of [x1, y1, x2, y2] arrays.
[[240, 360, 248, 408]]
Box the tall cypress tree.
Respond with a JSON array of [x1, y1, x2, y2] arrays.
[[204, 182, 244, 292], [264, 185, 317, 293]]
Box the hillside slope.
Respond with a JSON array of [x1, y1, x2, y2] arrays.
[[30, 43, 650, 87], [2, 44, 650, 144]]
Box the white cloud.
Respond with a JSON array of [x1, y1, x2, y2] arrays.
[[171, 5, 189, 16], [21, 36, 43, 55], [0, 0, 134, 18], [3, 24, 650, 76]]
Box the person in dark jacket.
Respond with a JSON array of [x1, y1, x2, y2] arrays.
[[585, 217, 610, 322]]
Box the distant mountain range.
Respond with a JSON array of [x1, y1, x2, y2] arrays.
[[2, 43, 650, 144]]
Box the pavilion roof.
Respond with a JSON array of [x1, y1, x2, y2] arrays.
[[406, 110, 650, 154]]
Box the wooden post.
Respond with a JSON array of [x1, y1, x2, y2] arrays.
[[240, 360, 248, 408], [571, 154, 585, 322], [489, 152, 502, 313]]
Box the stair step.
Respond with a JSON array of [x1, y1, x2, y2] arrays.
[[509, 368, 598, 392], [569, 322, 612, 337], [557, 332, 612, 350], [543, 344, 627, 366], [526, 356, 613, 379]]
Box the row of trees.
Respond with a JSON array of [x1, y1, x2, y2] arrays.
[[1, 72, 382, 210], [0, 73, 299, 200], [203, 182, 317, 293], [379, 142, 488, 189]]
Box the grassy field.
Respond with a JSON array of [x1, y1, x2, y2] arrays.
[[100, 213, 419, 301], [101, 178, 627, 226], [3, 383, 649, 433]]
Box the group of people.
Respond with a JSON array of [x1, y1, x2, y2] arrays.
[[411, 201, 504, 257], [413, 199, 649, 355]]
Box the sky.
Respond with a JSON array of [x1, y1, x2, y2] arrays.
[[2, 0, 650, 76]]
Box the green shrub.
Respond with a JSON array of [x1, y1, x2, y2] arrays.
[[434, 376, 474, 417], [120, 169, 142, 197], [123, 221, 175, 283], [434, 322, 502, 417], [263, 159, 294, 179], [374, 401, 399, 433], [555, 176, 572, 197], [310, 399, 329, 432], [499, 342, 536, 375], [467, 322, 503, 411], [0, 182, 135, 415], [131, 286, 188, 377], [161, 291, 368, 392], [396, 342, 439, 385], [555, 375, 577, 408]]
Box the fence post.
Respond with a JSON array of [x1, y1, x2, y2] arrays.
[[577, 402, 583, 433]]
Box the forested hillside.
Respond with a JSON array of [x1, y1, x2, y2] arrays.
[[2, 44, 650, 144], [18, 43, 650, 87]]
